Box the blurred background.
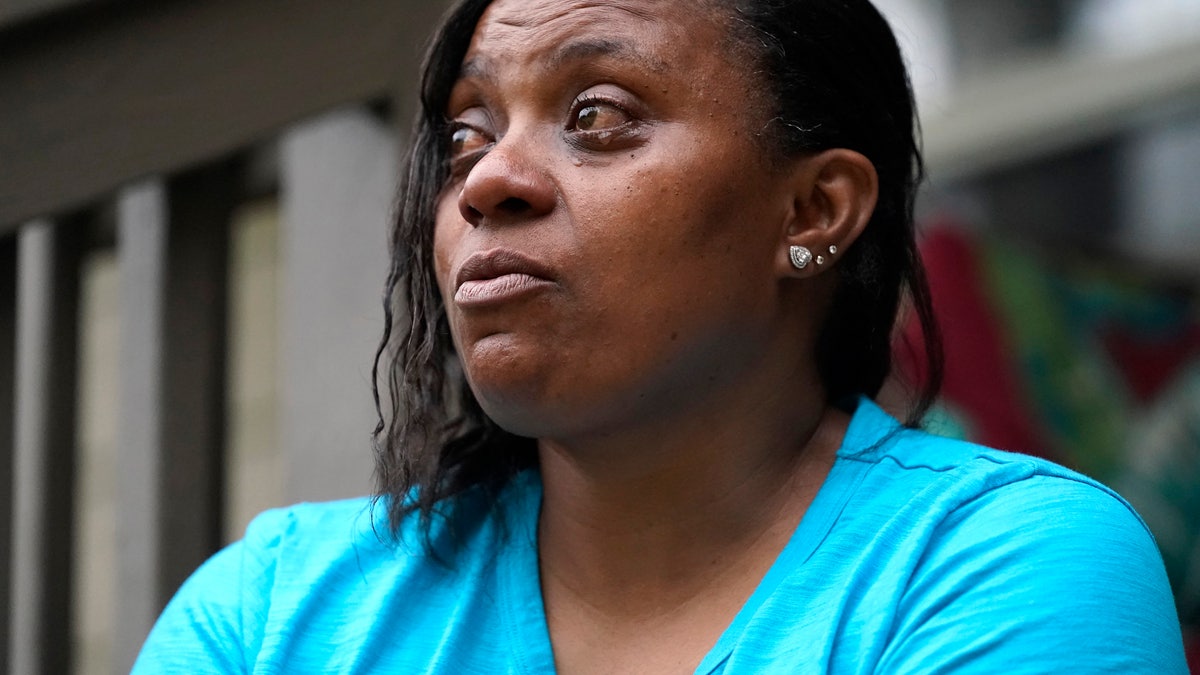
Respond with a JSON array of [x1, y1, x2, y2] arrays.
[[0, 0, 1197, 673]]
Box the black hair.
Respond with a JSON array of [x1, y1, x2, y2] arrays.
[[722, 0, 943, 414], [372, 0, 943, 539]]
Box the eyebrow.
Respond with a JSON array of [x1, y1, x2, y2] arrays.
[[458, 56, 495, 83], [547, 38, 667, 73], [458, 38, 668, 83]]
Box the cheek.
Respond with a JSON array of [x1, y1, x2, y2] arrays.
[[565, 190, 774, 370], [595, 166, 783, 351], [582, 161, 779, 287]]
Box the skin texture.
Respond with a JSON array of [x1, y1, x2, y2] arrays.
[[433, 1, 879, 671]]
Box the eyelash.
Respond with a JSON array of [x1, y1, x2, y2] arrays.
[[444, 91, 639, 170], [568, 93, 629, 129], [444, 120, 491, 175]]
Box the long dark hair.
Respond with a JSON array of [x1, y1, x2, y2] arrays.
[[372, 0, 943, 538]]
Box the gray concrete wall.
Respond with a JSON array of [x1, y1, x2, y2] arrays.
[[278, 108, 399, 504]]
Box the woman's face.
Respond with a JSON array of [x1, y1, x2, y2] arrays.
[[433, 0, 806, 439]]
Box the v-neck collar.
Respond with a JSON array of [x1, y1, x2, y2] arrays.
[[499, 470, 557, 673], [498, 399, 894, 674]]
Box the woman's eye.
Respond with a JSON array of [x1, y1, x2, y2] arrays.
[[572, 101, 631, 132], [449, 124, 491, 159]]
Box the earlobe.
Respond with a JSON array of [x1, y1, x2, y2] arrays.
[[778, 149, 878, 277]]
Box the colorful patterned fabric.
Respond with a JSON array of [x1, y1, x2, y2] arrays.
[[901, 223, 1200, 667]]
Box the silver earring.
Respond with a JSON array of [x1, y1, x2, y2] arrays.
[[816, 255, 826, 265], [789, 245, 813, 270], [829, 245, 838, 255]]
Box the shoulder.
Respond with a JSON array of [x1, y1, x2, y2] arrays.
[[843, 399, 1138, 527], [836, 401, 1187, 672], [836, 402, 1167, 598], [133, 475, 543, 673], [854, 407, 1170, 607], [131, 497, 385, 673], [225, 496, 407, 594], [879, 472, 1186, 672], [240, 496, 390, 570]]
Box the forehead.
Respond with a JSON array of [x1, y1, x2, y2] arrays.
[[463, 0, 727, 75]]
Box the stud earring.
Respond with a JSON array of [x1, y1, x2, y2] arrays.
[[789, 245, 813, 270], [816, 244, 837, 265]]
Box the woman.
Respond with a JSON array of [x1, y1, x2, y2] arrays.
[[135, 0, 1187, 672]]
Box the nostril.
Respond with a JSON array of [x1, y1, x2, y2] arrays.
[[497, 197, 530, 214], [460, 197, 531, 226]]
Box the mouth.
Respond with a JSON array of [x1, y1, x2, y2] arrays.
[[453, 248, 557, 308]]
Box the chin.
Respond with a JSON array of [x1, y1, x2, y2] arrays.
[[466, 368, 611, 442], [461, 335, 562, 436], [476, 403, 548, 439], [470, 383, 571, 439], [458, 332, 656, 441]]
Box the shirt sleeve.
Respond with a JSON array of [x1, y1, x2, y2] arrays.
[[131, 507, 292, 674], [876, 475, 1188, 674]]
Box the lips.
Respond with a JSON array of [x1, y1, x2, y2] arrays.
[[453, 249, 557, 307]]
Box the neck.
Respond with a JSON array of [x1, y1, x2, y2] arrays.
[[535, 381, 848, 623]]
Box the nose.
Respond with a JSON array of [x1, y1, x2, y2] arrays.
[[457, 138, 556, 227]]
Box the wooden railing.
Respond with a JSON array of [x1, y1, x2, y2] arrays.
[[0, 3, 447, 674]]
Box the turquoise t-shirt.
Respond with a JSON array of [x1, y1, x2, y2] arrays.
[[133, 400, 1187, 673]]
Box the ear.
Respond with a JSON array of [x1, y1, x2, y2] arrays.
[[776, 149, 878, 278]]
